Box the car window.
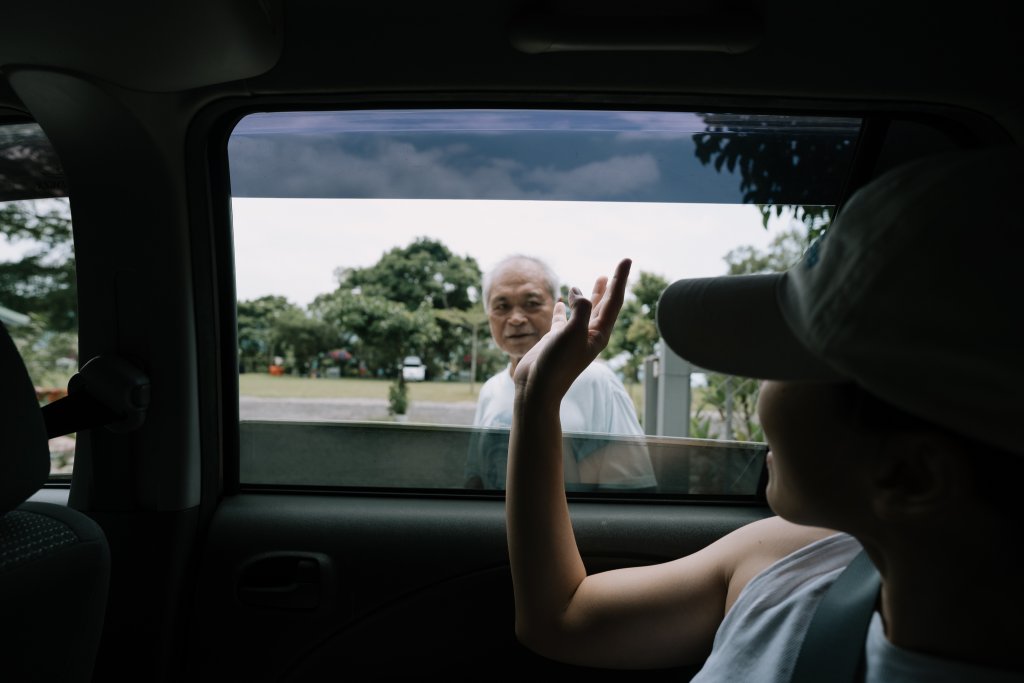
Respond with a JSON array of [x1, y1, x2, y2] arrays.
[[0, 122, 75, 479], [227, 108, 861, 497]]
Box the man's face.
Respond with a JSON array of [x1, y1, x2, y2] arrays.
[[486, 261, 555, 363]]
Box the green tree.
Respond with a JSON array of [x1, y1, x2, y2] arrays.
[[1, 200, 77, 388], [434, 307, 498, 385], [311, 289, 441, 408], [271, 307, 335, 376], [312, 290, 441, 372], [335, 236, 482, 378], [696, 374, 764, 442], [10, 319, 77, 389], [692, 112, 849, 244], [236, 295, 300, 372], [723, 228, 808, 275], [0, 200, 76, 333], [336, 236, 481, 311], [603, 270, 668, 382]]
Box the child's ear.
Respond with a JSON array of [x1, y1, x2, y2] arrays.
[[868, 432, 971, 522]]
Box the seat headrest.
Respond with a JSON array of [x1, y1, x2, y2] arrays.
[[0, 322, 51, 514]]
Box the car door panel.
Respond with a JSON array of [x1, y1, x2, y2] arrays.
[[190, 494, 769, 680]]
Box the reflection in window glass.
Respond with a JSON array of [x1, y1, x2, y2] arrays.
[[0, 123, 76, 477], [228, 109, 861, 495]]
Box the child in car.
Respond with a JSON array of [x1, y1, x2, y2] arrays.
[[504, 145, 1024, 681]]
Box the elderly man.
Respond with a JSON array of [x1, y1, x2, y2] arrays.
[[463, 254, 656, 491]]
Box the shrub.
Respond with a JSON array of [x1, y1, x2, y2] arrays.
[[388, 380, 408, 415]]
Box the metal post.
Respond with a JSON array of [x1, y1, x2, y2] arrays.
[[643, 355, 658, 435], [655, 343, 693, 437]]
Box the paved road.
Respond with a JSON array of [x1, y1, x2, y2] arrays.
[[239, 396, 477, 426], [239, 397, 739, 440]]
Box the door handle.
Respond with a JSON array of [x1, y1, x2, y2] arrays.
[[236, 552, 331, 610]]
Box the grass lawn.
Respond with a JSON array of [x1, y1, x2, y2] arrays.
[[238, 372, 647, 410], [238, 373, 481, 402]]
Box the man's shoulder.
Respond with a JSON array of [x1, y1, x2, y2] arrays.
[[565, 361, 632, 409], [576, 360, 623, 386]]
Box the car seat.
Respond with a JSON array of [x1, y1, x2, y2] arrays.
[[0, 321, 110, 682]]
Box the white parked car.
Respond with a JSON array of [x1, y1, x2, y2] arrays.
[[401, 356, 426, 382]]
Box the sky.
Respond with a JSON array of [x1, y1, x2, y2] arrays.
[[231, 197, 797, 308], [225, 107, 846, 308]]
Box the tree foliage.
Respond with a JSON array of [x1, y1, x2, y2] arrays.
[[10, 319, 77, 389], [0, 123, 66, 201], [336, 236, 481, 311], [271, 307, 335, 376], [312, 288, 442, 409], [387, 380, 409, 416], [335, 236, 481, 378], [723, 228, 809, 276], [433, 307, 502, 381], [604, 270, 668, 382], [237, 295, 299, 372], [310, 289, 441, 377], [696, 374, 764, 441], [692, 112, 849, 244], [0, 200, 76, 332], [1, 200, 77, 388]]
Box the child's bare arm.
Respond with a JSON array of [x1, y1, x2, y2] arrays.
[[505, 258, 835, 669]]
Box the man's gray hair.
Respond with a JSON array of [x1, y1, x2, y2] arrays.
[[482, 255, 560, 312]]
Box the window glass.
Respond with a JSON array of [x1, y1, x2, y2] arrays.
[[228, 109, 861, 496], [0, 122, 76, 478]]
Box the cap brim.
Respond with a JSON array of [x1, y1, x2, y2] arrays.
[[656, 273, 843, 380]]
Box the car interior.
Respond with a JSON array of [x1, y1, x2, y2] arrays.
[[1, 1, 1020, 681]]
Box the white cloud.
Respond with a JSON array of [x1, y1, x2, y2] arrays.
[[230, 137, 666, 201], [523, 155, 659, 198]]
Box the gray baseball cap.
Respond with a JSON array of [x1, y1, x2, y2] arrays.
[[656, 146, 1024, 454]]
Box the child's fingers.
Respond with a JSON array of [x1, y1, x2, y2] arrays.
[[568, 287, 582, 309], [605, 259, 631, 311], [566, 289, 593, 333], [567, 296, 593, 333], [593, 259, 631, 329], [590, 276, 608, 318], [565, 260, 632, 339], [591, 275, 607, 303], [552, 299, 568, 327]]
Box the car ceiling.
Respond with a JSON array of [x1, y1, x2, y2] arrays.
[[0, 1, 1021, 140]]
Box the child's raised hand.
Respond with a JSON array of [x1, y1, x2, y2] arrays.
[[512, 258, 632, 401]]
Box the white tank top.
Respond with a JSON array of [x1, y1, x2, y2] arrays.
[[689, 532, 862, 682], [690, 532, 1023, 682]]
